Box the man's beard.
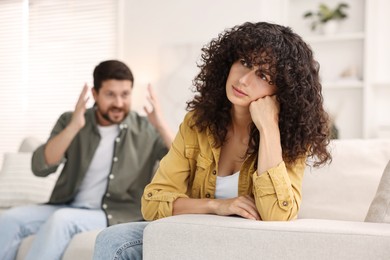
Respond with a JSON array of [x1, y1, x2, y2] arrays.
[[97, 106, 128, 124]]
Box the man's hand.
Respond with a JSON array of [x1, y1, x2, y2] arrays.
[[212, 195, 260, 220], [143, 84, 174, 148], [143, 84, 164, 129], [69, 84, 90, 131], [43, 84, 90, 166]]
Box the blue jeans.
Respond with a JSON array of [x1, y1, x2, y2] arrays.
[[93, 221, 149, 260], [0, 204, 106, 260]]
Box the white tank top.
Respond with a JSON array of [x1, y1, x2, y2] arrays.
[[214, 171, 239, 199]]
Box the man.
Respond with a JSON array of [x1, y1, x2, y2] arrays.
[[0, 60, 173, 260]]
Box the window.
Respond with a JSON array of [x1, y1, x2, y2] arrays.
[[0, 0, 119, 167]]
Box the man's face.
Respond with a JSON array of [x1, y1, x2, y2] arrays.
[[92, 79, 133, 126]]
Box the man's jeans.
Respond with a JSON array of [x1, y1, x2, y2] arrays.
[[0, 204, 106, 260], [93, 222, 149, 260]]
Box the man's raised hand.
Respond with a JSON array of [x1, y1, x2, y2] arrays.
[[69, 84, 90, 131]]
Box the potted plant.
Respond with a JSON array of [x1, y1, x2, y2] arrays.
[[303, 2, 349, 34]]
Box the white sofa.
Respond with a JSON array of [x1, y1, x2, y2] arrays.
[[0, 137, 100, 260], [1, 138, 390, 259], [143, 139, 390, 260]]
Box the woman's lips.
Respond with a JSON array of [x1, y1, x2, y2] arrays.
[[232, 86, 248, 97]]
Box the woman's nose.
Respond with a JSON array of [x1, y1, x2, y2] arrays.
[[239, 70, 254, 87]]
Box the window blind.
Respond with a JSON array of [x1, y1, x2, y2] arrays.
[[0, 0, 119, 168]]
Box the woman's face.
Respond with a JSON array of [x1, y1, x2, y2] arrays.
[[225, 59, 277, 108]]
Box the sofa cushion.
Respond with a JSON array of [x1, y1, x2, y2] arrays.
[[18, 136, 42, 153], [16, 230, 102, 260], [15, 235, 34, 260], [62, 230, 102, 260], [299, 139, 390, 222], [0, 152, 59, 209], [365, 159, 390, 223]]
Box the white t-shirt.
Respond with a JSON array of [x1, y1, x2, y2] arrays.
[[214, 171, 239, 199], [71, 124, 119, 209]]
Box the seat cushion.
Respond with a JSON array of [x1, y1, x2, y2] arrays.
[[365, 160, 390, 223], [62, 229, 102, 260], [299, 139, 390, 221], [15, 230, 101, 260], [0, 153, 59, 210], [15, 235, 34, 260]]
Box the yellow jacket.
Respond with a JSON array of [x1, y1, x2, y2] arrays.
[[142, 111, 306, 221]]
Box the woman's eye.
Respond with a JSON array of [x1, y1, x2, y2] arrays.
[[256, 71, 268, 81], [239, 59, 251, 68], [257, 71, 274, 85]]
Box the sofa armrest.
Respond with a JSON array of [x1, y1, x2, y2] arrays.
[[143, 214, 390, 260]]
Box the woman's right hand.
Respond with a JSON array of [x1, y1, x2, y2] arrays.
[[249, 95, 280, 132], [212, 195, 260, 220]]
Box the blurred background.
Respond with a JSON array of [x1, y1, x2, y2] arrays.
[[0, 0, 389, 168]]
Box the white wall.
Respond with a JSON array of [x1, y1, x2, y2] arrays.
[[120, 0, 288, 132], [120, 0, 390, 139], [2, 0, 389, 170], [371, 0, 390, 84], [369, 0, 390, 137], [0, 0, 118, 168]]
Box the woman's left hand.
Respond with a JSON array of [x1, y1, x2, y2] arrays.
[[249, 95, 280, 131]]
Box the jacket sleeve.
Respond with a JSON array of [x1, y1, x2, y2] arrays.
[[141, 113, 194, 221], [252, 157, 306, 221], [31, 112, 70, 177]]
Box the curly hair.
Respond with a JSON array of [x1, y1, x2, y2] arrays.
[[187, 21, 331, 167]]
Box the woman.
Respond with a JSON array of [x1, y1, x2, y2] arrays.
[[93, 21, 331, 259]]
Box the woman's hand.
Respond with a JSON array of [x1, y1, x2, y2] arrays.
[[249, 95, 280, 131], [212, 195, 260, 220], [250, 95, 283, 174]]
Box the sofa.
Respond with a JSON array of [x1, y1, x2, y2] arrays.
[[1, 138, 390, 259], [0, 137, 101, 260], [143, 139, 390, 260]]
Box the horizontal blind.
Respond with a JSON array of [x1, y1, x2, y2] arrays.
[[0, 0, 118, 168], [0, 0, 25, 169]]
